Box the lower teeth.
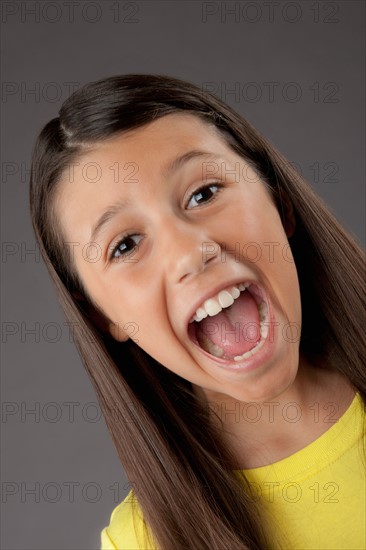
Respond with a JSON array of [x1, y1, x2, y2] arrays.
[[197, 332, 225, 358]]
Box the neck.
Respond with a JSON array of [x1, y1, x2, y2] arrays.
[[194, 356, 356, 469]]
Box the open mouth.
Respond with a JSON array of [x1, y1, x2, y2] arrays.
[[187, 282, 270, 364]]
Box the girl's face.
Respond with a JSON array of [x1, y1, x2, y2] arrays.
[[56, 113, 302, 403]]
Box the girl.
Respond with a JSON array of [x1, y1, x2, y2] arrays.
[[29, 74, 365, 550]]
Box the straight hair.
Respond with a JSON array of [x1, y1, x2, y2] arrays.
[[29, 74, 366, 549]]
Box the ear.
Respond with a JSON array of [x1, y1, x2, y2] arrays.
[[281, 192, 296, 238], [71, 291, 129, 342]]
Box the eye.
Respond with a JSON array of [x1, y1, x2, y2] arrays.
[[109, 233, 143, 261], [186, 182, 224, 209]]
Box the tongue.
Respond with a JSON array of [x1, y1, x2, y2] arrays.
[[196, 291, 261, 358]]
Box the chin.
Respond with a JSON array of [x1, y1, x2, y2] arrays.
[[218, 348, 300, 404]]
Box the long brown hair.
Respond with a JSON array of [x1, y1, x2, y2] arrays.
[[29, 74, 366, 550]]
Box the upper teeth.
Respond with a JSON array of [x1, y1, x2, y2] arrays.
[[189, 283, 248, 323]]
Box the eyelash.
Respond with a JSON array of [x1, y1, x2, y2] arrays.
[[185, 181, 224, 209], [108, 182, 225, 261]]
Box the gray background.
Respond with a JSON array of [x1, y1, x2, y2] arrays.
[[1, 1, 365, 549]]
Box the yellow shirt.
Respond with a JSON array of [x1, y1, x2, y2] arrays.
[[101, 392, 366, 549]]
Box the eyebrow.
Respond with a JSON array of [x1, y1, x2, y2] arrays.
[[90, 197, 132, 243], [162, 149, 219, 179], [89, 150, 221, 243]]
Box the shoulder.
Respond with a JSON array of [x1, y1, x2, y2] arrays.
[[100, 489, 155, 550]]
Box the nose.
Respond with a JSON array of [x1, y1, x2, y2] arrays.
[[158, 214, 220, 284]]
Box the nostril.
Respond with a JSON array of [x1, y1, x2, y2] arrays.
[[181, 244, 221, 283], [178, 272, 191, 284], [206, 254, 219, 265], [202, 242, 222, 265]]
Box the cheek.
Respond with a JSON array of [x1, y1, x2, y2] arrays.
[[218, 196, 287, 259], [222, 198, 302, 322], [267, 242, 302, 329], [100, 280, 165, 338]]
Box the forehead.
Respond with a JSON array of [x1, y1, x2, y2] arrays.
[[64, 112, 236, 174], [54, 113, 241, 241], [95, 113, 230, 159]]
